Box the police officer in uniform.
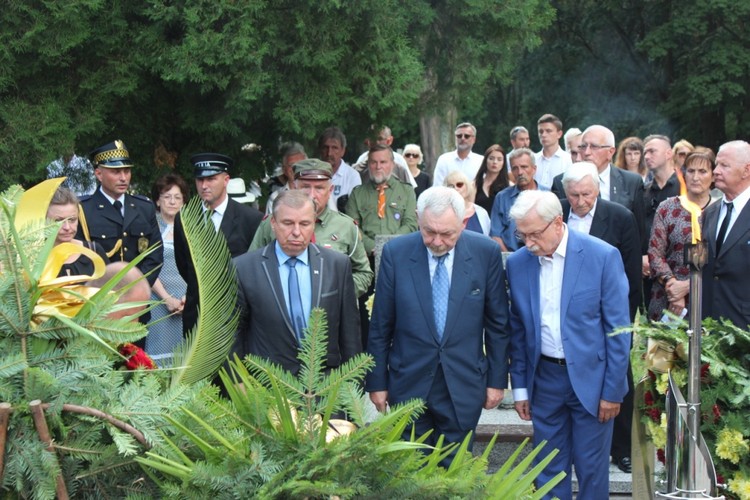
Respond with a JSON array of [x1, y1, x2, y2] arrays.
[[250, 158, 373, 298], [77, 139, 163, 287], [175, 152, 263, 335]]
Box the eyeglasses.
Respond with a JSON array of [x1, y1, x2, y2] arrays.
[[515, 218, 557, 241], [404, 153, 420, 159], [447, 182, 465, 189], [160, 194, 184, 202], [455, 134, 474, 140], [578, 143, 611, 151]]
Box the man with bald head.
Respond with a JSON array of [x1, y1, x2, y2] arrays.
[[702, 140, 750, 330], [552, 125, 647, 253]]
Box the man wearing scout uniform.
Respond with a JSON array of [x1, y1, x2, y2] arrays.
[[345, 144, 418, 347], [77, 139, 163, 287], [174, 152, 263, 335], [249, 158, 373, 298]]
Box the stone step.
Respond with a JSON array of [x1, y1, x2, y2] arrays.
[[476, 406, 633, 496]]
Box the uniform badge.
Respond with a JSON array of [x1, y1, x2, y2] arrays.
[[331, 234, 338, 241], [394, 213, 401, 220], [138, 237, 149, 253]]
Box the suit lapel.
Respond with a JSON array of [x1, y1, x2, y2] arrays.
[[122, 194, 138, 229], [610, 167, 624, 204], [589, 202, 608, 239], [219, 199, 235, 238], [260, 244, 297, 339], [408, 243, 438, 342], [560, 231, 584, 325], [93, 190, 125, 225], [720, 202, 750, 256], [703, 202, 720, 256], [441, 235, 471, 344], [309, 244, 323, 308]]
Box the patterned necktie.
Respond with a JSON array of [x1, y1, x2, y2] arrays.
[[377, 183, 388, 219], [286, 257, 306, 340], [716, 201, 734, 255], [432, 254, 449, 339], [112, 199, 123, 218]]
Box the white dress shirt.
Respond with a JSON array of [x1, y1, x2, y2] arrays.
[[598, 165, 612, 201]]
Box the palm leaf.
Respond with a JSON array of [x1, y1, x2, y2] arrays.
[[169, 197, 237, 386]]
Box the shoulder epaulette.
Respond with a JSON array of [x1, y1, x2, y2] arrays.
[[131, 193, 152, 203], [79, 194, 93, 202]]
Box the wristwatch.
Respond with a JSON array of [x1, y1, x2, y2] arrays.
[[657, 273, 674, 286]]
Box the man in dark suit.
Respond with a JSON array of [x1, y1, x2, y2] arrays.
[[366, 186, 510, 466], [551, 125, 646, 253], [174, 152, 263, 334], [507, 190, 631, 500], [702, 140, 750, 330], [233, 190, 361, 374], [560, 162, 640, 474], [77, 139, 163, 287]]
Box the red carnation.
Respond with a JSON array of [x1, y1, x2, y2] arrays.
[[648, 370, 657, 381], [701, 363, 710, 381], [657, 448, 666, 464], [648, 407, 661, 423], [119, 343, 156, 370], [644, 391, 655, 407], [717, 473, 724, 485], [712, 404, 721, 423]]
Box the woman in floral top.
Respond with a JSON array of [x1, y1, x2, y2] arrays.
[[648, 148, 718, 321]]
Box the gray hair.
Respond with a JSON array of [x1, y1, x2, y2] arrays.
[[280, 141, 306, 160], [272, 189, 315, 219], [582, 125, 615, 147], [719, 140, 750, 165], [509, 126, 528, 141], [403, 143, 423, 162], [455, 122, 477, 136], [417, 186, 465, 221], [564, 128, 582, 150], [562, 162, 600, 193], [509, 190, 562, 223], [507, 147, 536, 166]]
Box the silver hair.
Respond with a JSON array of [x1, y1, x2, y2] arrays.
[[507, 147, 536, 166], [582, 125, 615, 147], [455, 122, 477, 136], [562, 162, 600, 193], [417, 186, 465, 221], [509, 190, 562, 223], [280, 141, 306, 160], [719, 140, 750, 165], [402, 143, 423, 162], [509, 125, 528, 141], [564, 128, 582, 150]]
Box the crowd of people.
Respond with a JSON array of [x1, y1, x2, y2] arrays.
[[43, 118, 750, 499]]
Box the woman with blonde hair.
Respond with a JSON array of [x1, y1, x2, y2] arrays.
[[672, 139, 695, 169], [443, 170, 490, 235], [402, 143, 430, 198]]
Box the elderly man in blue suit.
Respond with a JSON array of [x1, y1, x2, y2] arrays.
[[366, 186, 510, 466], [506, 190, 631, 500]]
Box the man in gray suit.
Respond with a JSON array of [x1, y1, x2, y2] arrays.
[[233, 190, 361, 374], [702, 140, 750, 331]]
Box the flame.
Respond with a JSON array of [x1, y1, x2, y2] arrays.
[[675, 168, 702, 243]]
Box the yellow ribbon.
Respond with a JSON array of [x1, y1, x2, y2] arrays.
[[645, 338, 677, 374], [33, 242, 107, 324]]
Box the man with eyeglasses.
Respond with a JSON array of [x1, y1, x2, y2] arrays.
[[506, 189, 631, 500], [432, 122, 484, 187], [551, 125, 646, 251], [174, 152, 263, 335], [489, 148, 549, 252], [534, 114, 572, 189]]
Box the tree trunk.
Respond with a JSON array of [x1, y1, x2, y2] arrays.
[[419, 106, 458, 177]]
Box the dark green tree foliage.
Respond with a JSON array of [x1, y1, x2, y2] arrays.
[[0, 1, 424, 189]]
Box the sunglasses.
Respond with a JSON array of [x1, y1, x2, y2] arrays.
[[455, 134, 474, 140], [447, 182, 465, 189], [404, 153, 420, 158]]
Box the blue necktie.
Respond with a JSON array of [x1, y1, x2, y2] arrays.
[[286, 257, 306, 340], [432, 254, 449, 339]]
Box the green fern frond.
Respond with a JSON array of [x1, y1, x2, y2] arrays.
[[170, 198, 237, 386]]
